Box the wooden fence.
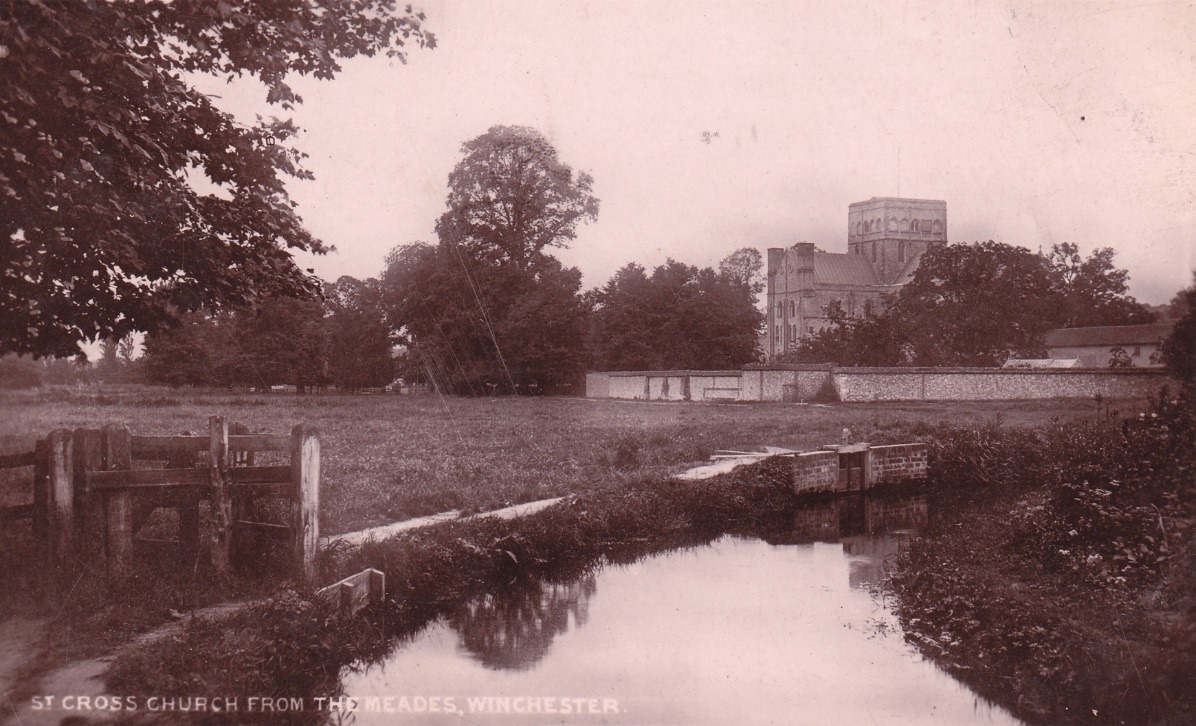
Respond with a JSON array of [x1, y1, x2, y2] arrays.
[[3, 416, 319, 582]]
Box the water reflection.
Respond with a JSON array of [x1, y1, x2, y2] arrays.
[[449, 577, 596, 671], [342, 494, 1019, 725], [452, 496, 927, 672]]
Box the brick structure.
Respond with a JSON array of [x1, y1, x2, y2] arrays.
[[766, 197, 947, 360], [792, 450, 840, 493], [868, 444, 929, 486]]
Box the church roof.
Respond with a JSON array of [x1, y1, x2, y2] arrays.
[[890, 248, 926, 286], [813, 252, 878, 286]]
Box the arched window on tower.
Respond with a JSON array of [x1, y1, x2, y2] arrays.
[[864, 299, 874, 318], [911, 219, 920, 232], [898, 241, 905, 262], [871, 242, 877, 262]]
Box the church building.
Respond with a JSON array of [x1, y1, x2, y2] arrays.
[[765, 197, 947, 360]]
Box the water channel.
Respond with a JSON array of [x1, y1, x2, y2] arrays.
[[340, 495, 1020, 725]]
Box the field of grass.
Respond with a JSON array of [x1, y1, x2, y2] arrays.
[[0, 385, 1121, 536]]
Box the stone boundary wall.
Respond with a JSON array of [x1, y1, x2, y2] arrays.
[[588, 366, 1172, 402], [831, 367, 1170, 402]]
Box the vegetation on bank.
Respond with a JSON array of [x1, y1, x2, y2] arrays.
[[892, 389, 1195, 724]]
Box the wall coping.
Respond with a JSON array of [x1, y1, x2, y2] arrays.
[[831, 367, 1172, 376], [593, 370, 743, 378]]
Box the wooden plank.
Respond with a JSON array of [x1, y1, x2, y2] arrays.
[[103, 425, 134, 579], [129, 436, 207, 458], [0, 450, 37, 469], [131, 434, 290, 457], [87, 465, 291, 489], [291, 424, 320, 581], [47, 429, 73, 570], [89, 467, 209, 488], [229, 435, 291, 452], [209, 416, 231, 577], [166, 447, 202, 572], [316, 568, 385, 617], [229, 466, 292, 485], [0, 504, 34, 521]]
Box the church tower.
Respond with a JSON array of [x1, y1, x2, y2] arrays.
[[846, 198, 947, 285]]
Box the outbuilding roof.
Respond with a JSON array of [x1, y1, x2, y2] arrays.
[[1044, 322, 1173, 348]]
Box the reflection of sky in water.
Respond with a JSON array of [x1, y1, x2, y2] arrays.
[[341, 498, 1021, 725]]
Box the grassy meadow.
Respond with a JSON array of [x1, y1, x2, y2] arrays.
[[0, 385, 1121, 536]]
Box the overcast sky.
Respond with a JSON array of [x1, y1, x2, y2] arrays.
[[195, 0, 1195, 304]]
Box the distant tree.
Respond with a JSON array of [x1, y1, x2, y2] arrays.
[[1108, 347, 1134, 369], [1, 2, 433, 359], [718, 247, 765, 295], [1047, 243, 1154, 327], [435, 126, 599, 271], [891, 241, 1059, 366], [589, 253, 764, 371], [1160, 273, 1196, 385], [784, 301, 908, 366], [142, 297, 325, 391], [0, 355, 42, 389], [325, 277, 395, 391]]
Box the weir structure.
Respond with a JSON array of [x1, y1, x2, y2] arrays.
[[789, 442, 928, 494]]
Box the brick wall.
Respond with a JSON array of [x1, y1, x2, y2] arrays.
[[792, 450, 840, 493], [868, 444, 928, 486]]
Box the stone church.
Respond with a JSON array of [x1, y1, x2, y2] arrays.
[[765, 197, 947, 360]]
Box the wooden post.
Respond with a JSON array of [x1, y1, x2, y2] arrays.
[[32, 438, 48, 562], [291, 424, 319, 581], [209, 416, 231, 576], [46, 430, 74, 571], [229, 422, 252, 567], [73, 428, 103, 557], [168, 449, 200, 571], [103, 425, 133, 579]]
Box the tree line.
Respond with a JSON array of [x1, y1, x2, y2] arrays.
[[129, 127, 765, 393], [785, 240, 1165, 367]]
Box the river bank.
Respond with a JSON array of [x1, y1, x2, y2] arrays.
[[890, 391, 1195, 724]]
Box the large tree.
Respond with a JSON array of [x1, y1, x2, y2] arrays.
[[383, 127, 597, 394], [1, 2, 433, 358], [589, 253, 765, 371], [1047, 243, 1154, 327], [434, 126, 599, 270], [892, 241, 1060, 366]]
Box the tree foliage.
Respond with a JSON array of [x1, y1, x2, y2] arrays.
[[1, 1, 433, 358], [435, 126, 599, 271], [1047, 243, 1154, 327], [326, 276, 395, 391], [141, 276, 394, 391], [791, 241, 1156, 367], [1160, 273, 1196, 385], [589, 253, 765, 371], [894, 241, 1059, 365], [383, 128, 596, 395]]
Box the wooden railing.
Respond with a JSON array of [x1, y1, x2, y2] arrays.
[[13, 416, 319, 582]]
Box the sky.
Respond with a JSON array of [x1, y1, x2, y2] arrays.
[[193, 0, 1195, 305]]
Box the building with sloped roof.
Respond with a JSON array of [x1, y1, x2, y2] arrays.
[[1043, 322, 1173, 368], [765, 197, 946, 360]]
